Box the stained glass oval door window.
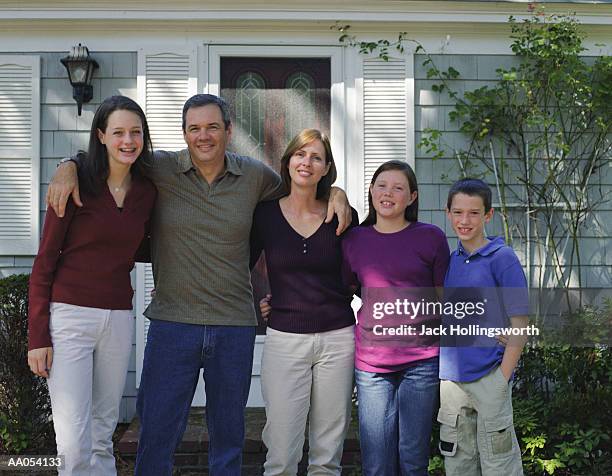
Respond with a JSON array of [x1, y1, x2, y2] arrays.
[[284, 71, 316, 144], [221, 57, 330, 171], [234, 72, 266, 162]]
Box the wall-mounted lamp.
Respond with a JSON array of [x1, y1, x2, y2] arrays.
[[61, 44, 99, 116]]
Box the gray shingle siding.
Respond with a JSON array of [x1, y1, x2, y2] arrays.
[[414, 53, 611, 289]]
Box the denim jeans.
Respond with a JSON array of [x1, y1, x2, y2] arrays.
[[355, 357, 439, 476], [134, 319, 256, 476]]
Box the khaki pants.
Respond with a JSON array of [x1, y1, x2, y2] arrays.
[[261, 326, 355, 476], [438, 366, 523, 476]]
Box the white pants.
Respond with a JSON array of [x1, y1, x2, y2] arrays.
[[261, 326, 355, 476], [47, 302, 134, 476]]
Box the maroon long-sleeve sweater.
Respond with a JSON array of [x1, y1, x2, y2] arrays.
[[28, 175, 156, 350]]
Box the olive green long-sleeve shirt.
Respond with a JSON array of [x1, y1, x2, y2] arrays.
[[143, 149, 282, 326]]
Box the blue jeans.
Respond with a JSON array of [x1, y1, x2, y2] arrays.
[[134, 319, 256, 476], [355, 357, 439, 476]]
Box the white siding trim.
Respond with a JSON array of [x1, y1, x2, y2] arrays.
[[345, 46, 365, 217], [406, 53, 416, 169], [0, 2, 609, 26], [0, 33, 607, 58], [0, 55, 40, 255]]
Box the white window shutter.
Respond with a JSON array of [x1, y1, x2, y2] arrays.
[[362, 57, 411, 207], [137, 49, 198, 150], [0, 56, 40, 255], [135, 48, 197, 387]]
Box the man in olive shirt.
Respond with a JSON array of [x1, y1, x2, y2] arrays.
[[47, 94, 351, 475]]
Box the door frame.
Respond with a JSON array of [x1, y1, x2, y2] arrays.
[[206, 45, 346, 188]]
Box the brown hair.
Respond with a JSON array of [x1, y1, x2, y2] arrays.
[[447, 178, 492, 212], [280, 129, 337, 200], [362, 160, 419, 226], [79, 95, 153, 196]]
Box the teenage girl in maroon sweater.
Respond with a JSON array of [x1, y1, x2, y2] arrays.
[[27, 96, 156, 475]]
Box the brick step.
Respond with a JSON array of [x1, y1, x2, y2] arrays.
[[118, 408, 361, 475], [168, 466, 359, 476]]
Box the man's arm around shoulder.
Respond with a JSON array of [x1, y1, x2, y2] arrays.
[[47, 160, 80, 218]]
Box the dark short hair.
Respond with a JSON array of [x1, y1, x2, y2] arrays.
[[447, 178, 492, 212], [79, 95, 153, 196], [182, 94, 231, 131], [279, 129, 337, 201], [362, 160, 419, 226]]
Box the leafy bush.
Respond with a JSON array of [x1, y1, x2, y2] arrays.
[[513, 300, 612, 475], [0, 274, 54, 454]]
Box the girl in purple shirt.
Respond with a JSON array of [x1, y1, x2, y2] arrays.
[[342, 160, 450, 476]]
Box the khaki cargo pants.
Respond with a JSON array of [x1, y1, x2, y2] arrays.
[[438, 366, 523, 476]]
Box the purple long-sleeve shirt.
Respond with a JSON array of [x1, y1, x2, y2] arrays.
[[250, 199, 358, 333], [342, 222, 450, 373]]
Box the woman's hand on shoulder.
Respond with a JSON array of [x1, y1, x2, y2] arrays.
[[259, 294, 272, 320], [27, 347, 53, 378]]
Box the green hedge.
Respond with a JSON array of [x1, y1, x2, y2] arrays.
[[512, 302, 612, 475], [0, 274, 54, 454]]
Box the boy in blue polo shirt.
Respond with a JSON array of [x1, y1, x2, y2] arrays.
[[438, 178, 529, 476]]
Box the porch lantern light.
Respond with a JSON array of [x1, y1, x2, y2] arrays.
[[60, 44, 99, 116]]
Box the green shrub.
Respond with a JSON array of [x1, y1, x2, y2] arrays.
[[513, 347, 612, 475], [513, 302, 612, 475], [0, 274, 54, 454]]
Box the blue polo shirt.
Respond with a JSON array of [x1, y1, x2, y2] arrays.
[[439, 237, 528, 382]]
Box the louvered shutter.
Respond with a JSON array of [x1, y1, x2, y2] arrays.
[[0, 56, 40, 254], [362, 57, 409, 208], [139, 51, 197, 151], [135, 48, 197, 387]]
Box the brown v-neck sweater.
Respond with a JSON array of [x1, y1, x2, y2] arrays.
[[250, 199, 358, 334], [28, 175, 156, 350]]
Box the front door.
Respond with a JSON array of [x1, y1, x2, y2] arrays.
[[220, 56, 332, 332]]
